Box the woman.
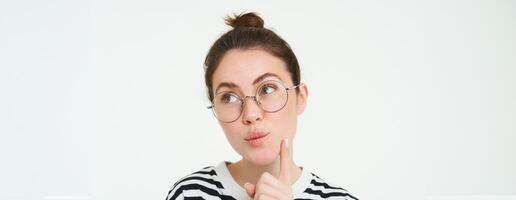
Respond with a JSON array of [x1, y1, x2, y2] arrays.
[[166, 12, 357, 200]]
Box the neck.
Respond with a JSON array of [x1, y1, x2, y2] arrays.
[[227, 157, 302, 187]]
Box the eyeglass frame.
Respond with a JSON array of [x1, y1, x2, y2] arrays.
[[206, 80, 302, 123]]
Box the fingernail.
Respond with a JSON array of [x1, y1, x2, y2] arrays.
[[283, 138, 289, 148], [244, 182, 250, 188]]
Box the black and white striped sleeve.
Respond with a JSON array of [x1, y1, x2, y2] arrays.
[[165, 167, 236, 200]]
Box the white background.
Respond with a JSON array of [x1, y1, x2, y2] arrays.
[[1, 1, 515, 200]]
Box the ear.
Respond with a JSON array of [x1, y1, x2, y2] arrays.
[[295, 83, 309, 115]]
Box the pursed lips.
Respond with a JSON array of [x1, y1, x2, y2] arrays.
[[244, 131, 270, 141]]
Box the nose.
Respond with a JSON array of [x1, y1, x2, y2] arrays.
[[241, 96, 263, 124]]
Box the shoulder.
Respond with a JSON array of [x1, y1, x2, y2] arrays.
[[297, 172, 359, 200], [165, 166, 228, 200]]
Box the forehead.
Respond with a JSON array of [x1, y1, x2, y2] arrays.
[[212, 49, 292, 91]]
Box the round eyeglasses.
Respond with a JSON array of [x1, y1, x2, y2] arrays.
[[207, 80, 301, 123]]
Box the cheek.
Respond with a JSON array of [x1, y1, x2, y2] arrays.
[[267, 100, 298, 139], [219, 123, 247, 154], [220, 124, 241, 143]]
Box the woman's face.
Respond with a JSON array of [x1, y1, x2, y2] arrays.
[[211, 48, 308, 166]]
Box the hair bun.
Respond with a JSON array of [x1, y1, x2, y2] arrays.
[[225, 12, 264, 29]]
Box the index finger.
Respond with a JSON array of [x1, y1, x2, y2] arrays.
[[279, 138, 292, 184]]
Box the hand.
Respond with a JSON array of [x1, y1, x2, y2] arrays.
[[244, 138, 293, 200]]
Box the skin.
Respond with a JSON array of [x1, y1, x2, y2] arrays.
[[211, 48, 309, 199]]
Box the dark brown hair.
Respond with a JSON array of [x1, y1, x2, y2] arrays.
[[204, 12, 301, 102]]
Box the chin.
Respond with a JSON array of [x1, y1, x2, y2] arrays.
[[246, 149, 278, 166]]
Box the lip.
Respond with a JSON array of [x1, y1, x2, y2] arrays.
[[245, 131, 270, 141], [244, 130, 270, 147]]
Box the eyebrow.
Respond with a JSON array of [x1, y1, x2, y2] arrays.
[[215, 72, 283, 94]]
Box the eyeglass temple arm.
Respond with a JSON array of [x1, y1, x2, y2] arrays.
[[286, 84, 302, 91]]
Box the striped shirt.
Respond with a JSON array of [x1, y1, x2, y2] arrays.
[[166, 161, 358, 200]]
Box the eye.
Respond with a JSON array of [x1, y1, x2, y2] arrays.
[[260, 84, 277, 95], [220, 93, 239, 104]]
